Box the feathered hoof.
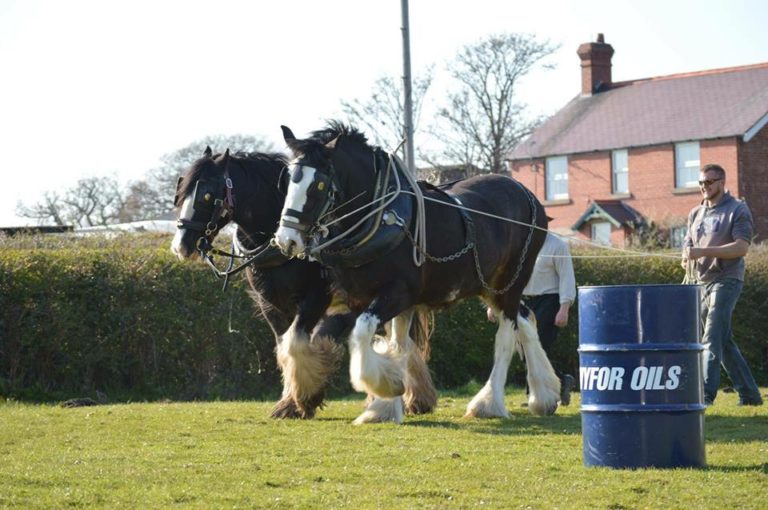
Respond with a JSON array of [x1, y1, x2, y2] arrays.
[[352, 397, 404, 425], [463, 401, 510, 419], [404, 390, 437, 415], [359, 376, 405, 399], [527, 396, 559, 416], [270, 397, 320, 419]]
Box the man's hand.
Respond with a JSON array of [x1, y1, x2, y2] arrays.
[[683, 245, 700, 260], [555, 304, 569, 328]]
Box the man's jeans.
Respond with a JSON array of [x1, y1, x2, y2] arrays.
[[701, 278, 762, 403]]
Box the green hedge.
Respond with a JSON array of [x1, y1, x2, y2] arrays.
[[429, 244, 768, 390], [1, 235, 766, 402], [0, 236, 280, 402]]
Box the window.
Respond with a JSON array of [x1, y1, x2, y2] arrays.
[[675, 142, 700, 188], [545, 156, 568, 200], [612, 149, 629, 194], [670, 226, 687, 248], [591, 222, 611, 246]]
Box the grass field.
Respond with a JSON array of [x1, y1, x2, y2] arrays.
[[1, 388, 766, 509]]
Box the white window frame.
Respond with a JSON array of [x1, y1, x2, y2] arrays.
[[545, 156, 569, 200], [675, 142, 700, 188], [591, 221, 611, 246], [611, 149, 629, 194]]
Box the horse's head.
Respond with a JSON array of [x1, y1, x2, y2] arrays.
[[171, 147, 236, 259], [273, 125, 340, 258]]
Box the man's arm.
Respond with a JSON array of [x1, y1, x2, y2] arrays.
[[684, 239, 749, 260]]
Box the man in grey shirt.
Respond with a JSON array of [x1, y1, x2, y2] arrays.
[[682, 163, 763, 406]]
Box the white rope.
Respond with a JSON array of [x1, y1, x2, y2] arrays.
[[397, 189, 682, 260], [389, 153, 428, 266], [306, 139, 684, 263]]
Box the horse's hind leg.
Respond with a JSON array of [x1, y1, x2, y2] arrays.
[[391, 310, 437, 415], [465, 307, 515, 418], [515, 305, 560, 416]]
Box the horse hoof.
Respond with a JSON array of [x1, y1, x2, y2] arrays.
[[528, 399, 558, 416], [271, 398, 314, 419]]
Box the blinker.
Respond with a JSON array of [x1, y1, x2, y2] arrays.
[[291, 166, 304, 183]]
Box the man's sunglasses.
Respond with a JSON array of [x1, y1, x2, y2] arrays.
[[698, 178, 722, 187]]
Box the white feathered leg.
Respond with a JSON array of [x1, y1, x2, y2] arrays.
[[348, 313, 406, 399], [517, 313, 560, 416], [465, 311, 514, 418]]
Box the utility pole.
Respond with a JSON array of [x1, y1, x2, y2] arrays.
[[400, 0, 415, 176]]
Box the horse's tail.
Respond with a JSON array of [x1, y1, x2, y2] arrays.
[[409, 306, 434, 361]]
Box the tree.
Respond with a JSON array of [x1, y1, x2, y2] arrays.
[[16, 176, 124, 227], [428, 33, 557, 176], [17, 134, 276, 226], [339, 68, 433, 157], [144, 134, 276, 219], [15, 191, 67, 226]]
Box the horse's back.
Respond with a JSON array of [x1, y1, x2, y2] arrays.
[[437, 174, 541, 219]]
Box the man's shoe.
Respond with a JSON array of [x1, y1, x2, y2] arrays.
[[737, 397, 763, 406], [560, 374, 575, 406]]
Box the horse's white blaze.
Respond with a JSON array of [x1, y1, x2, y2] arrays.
[[348, 313, 405, 399], [170, 194, 195, 259], [274, 164, 316, 256]]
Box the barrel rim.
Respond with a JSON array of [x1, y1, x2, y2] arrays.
[[578, 283, 700, 290], [579, 343, 704, 352], [581, 403, 707, 412]]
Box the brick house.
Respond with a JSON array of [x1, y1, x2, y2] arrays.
[[507, 34, 768, 246]]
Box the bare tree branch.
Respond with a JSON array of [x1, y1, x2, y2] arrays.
[[429, 33, 558, 176], [339, 67, 434, 156]]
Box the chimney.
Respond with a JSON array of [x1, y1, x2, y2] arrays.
[[577, 33, 614, 96]]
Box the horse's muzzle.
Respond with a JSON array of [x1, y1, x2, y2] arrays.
[[273, 228, 306, 259]]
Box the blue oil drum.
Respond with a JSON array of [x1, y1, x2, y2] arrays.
[[578, 284, 706, 468]]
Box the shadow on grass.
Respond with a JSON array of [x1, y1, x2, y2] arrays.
[[406, 413, 767, 443], [408, 413, 582, 436], [704, 463, 768, 473]]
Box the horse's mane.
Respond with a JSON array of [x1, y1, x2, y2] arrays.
[[293, 121, 370, 155], [176, 151, 288, 204]]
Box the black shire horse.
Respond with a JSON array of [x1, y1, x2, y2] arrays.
[[273, 123, 560, 423], [171, 147, 353, 419]]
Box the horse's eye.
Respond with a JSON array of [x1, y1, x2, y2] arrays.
[[291, 166, 304, 183]]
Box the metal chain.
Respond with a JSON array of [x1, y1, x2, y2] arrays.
[[472, 184, 538, 295], [398, 181, 539, 295], [401, 223, 475, 263]]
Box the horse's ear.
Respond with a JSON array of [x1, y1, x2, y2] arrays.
[[281, 125, 300, 152], [204, 146, 213, 158], [222, 148, 230, 166], [325, 135, 341, 150]]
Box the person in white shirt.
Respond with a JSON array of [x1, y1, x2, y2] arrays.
[[490, 231, 577, 405]]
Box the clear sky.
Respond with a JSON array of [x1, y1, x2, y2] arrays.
[[2, 0, 767, 227]]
